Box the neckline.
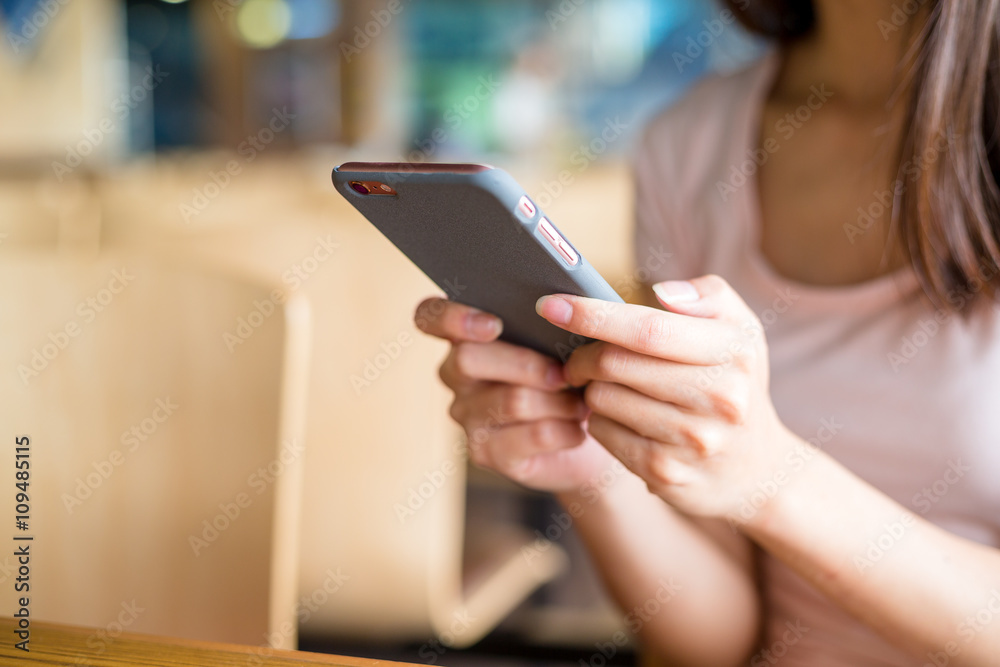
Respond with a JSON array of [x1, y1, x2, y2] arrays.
[[737, 49, 919, 308]]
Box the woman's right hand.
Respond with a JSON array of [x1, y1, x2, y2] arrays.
[[415, 297, 621, 492]]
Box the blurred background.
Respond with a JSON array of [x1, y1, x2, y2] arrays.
[[0, 0, 760, 664]]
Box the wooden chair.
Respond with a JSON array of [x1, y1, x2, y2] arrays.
[[0, 249, 310, 648]]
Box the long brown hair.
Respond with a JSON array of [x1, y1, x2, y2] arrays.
[[724, 0, 1000, 312]]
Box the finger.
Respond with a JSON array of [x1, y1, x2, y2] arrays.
[[652, 275, 763, 330], [467, 419, 587, 481], [587, 413, 699, 487], [534, 294, 729, 365], [440, 340, 568, 390], [564, 341, 711, 410], [451, 384, 588, 427], [583, 381, 724, 458], [501, 438, 613, 490], [438, 362, 482, 395], [415, 297, 503, 342]]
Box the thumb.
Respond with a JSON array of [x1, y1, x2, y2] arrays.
[[651, 274, 755, 324]]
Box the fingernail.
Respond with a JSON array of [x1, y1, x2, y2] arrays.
[[536, 295, 573, 325], [653, 280, 700, 304], [468, 312, 501, 339], [545, 364, 566, 388]]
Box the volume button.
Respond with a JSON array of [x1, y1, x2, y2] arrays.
[[537, 217, 579, 266], [557, 240, 579, 265], [538, 217, 558, 242]]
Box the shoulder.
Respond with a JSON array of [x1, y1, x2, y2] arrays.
[[642, 52, 776, 147], [636, 53, 777, 195], [631, 54, 776, 281]]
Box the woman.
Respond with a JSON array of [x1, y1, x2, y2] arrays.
[[414, 0, 1000, 664]]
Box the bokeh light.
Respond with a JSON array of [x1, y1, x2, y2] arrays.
[[236, 0, 292, 49], [288, 0, 340, 40]]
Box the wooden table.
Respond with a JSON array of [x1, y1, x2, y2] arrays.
[[0, 618, 420, 666]]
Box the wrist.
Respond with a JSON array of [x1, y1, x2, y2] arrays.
[[554, 459, 651, 515], [736, 423, 828, 537]]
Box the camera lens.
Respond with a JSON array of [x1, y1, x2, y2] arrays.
[[350, 181, 370, 195]]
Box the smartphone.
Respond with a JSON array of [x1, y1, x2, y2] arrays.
[[331, 162, 623, 361]]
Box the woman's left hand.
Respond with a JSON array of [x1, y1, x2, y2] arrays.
[[537, 274, 798, 522]]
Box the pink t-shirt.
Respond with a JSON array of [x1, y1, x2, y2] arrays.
[[633, 51, 1000, 665]]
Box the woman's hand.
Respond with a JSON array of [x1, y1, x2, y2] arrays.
[[537, 275, 797, 521], [415, 298, 624, 492]]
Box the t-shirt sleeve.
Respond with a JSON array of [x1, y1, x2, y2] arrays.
[[631, 109, 707, 286]]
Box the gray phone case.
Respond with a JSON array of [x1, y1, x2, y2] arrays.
[[332, 163, 624, 361]]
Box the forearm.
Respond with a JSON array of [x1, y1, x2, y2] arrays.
[[744, 426, 1000, 665], [556, 470, 760, 667]]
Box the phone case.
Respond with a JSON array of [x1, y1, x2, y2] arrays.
[[332, 162, 624, 361]]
